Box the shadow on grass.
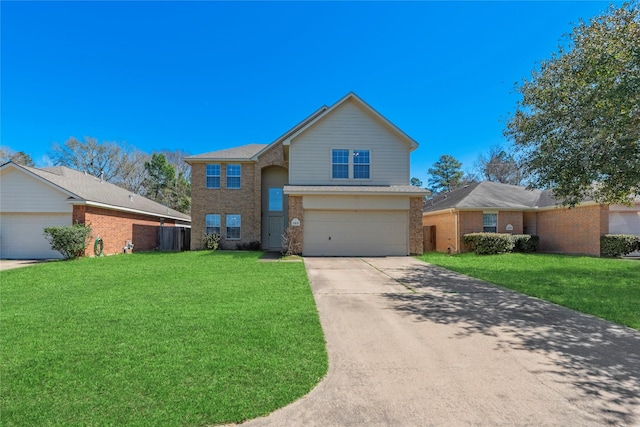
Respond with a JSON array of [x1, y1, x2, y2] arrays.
[[382, 263, 640, 425]]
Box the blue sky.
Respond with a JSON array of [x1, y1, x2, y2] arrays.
[[1, 1, 617, 185]]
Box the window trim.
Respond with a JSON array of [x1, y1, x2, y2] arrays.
[[206, 164, 221, 189], [205, 213, 221, 236], [352, 149, 370, 180], [483, 212, 498, 233], [226, 214, 241, 240], [331, 148, 350, 180], [226, 164, 242, 189]]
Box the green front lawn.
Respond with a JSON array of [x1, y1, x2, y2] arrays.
[[419, 252, 640, 330], [0, 251, 327, 426]]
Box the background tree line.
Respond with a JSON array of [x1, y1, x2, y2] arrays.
[[1, 137, 191, 214]]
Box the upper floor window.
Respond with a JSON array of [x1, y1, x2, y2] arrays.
[[483, 213, 497, 233], [353, 149, 370, 179], [227, 164, 241, 189], [206, 164, 220, 188], [332, 149, 349, 179], [226, 214, 241, 240], [205, 214, 221, 235], [268, 188, 283, 211]]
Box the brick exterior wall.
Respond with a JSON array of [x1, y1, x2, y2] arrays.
[[287, 195, 304, 252], [423, 211, 458, 253], [190, 142, 288, 251], [73, 205, 174, 256], [409, 197, 424, 255], [498, 211, 524, 234], [537, 204, 608, 255]]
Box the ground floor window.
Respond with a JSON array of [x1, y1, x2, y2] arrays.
[[205, 214, 220, 235], [226, 214, 241, 240], [483, 213, 497, 233]]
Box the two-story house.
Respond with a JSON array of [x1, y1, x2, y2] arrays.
[[186, 92, 428, 256]]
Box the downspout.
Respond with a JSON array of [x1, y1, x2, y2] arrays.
[[454, 209, 459, 253], [449, 208, 458, 254]]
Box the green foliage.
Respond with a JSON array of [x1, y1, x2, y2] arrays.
[[410, 177, 423, 187], [0, 251, 327, 425], [512, 234, 539, 253], [506, 2, 640, 206], [462, 233, 515, 254], [203, 232, 220, 250], [601, 234, 640, 257], [419, 252, 640, 329], [428, 154, 464, 193], [144, 153, 191, 214], [43, 221, 92, 259]]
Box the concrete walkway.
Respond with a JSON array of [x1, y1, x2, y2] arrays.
[[239, 257, 640, 426]]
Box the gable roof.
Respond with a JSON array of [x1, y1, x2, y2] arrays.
[[423, 181, 548, 212], [185, 92, 419, 163], [1, 162, 191, 222], [282, 92, 419, 151]]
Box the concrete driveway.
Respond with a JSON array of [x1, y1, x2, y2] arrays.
[[239, 257, 640, 426]]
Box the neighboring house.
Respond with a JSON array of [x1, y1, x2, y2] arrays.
[[0, 162, 191, 259], [422, 181, 640, 256], [186, 92, 428, 256]]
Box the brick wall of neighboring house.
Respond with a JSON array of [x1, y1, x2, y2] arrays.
[[536, 204, 608, 255], [73, 205, 174, 256], [190, 161, 260, 250], [423, 211, 457, 253], [409, 197, 424, 255], [498, 211, 524, 234], [458, 211, 483, 252], [287, 195, 304, 254]]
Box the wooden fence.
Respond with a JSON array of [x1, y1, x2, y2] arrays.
[[157, 227, 191, 251]]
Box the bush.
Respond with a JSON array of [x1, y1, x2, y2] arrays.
[[282, 226, 302, 256], [236, 241, 262, 251], [462, 233, 515, 255], [203, 233, 220, 251], [601, 234, 640, 257], [512, 234, 539, 253], [43, 221, 92, 259]]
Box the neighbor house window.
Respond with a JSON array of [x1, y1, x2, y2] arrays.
[[226, 214, 241, 240], [206, 164, 220, 188], [226, 164, 241, 189], [332, 149, 349, 179], [353, 149, 370, 179], [483, 213, 498, 233], [205, 214, 221, 235], [268, 188, 283, 211]]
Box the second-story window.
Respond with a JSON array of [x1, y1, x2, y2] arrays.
[[332, 149, 349, 179], [353, 149, 370, 179], [206, 164, 220, 188], [227, 164, 241, 189]]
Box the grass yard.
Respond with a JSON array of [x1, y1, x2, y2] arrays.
[[0, 251, 327, 426], [419, 252, 640, 330]]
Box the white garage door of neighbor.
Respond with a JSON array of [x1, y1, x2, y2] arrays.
[[304, 211, 408, 256], [0, 214, 71, 259]]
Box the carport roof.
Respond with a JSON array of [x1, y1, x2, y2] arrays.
[[284, 185, 429, 196]]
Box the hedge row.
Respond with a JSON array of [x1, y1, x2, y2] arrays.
[[462, 233, 539, 255], [600, 234, 640, 257]]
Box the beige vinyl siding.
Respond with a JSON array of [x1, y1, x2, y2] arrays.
[[0, 168, 72, 213], [289, 99, 410, 186]]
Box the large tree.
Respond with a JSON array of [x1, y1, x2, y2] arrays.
[[0, 147, 35, 167], [143, 153, 191, 214], [428, 154, 464, 193], [475, 145, 523, 185], [506, 2, 640, 206]]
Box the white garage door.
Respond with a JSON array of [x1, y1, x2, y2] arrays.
[[303, 211, 408, 256], [0, 214, 71, 259]]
